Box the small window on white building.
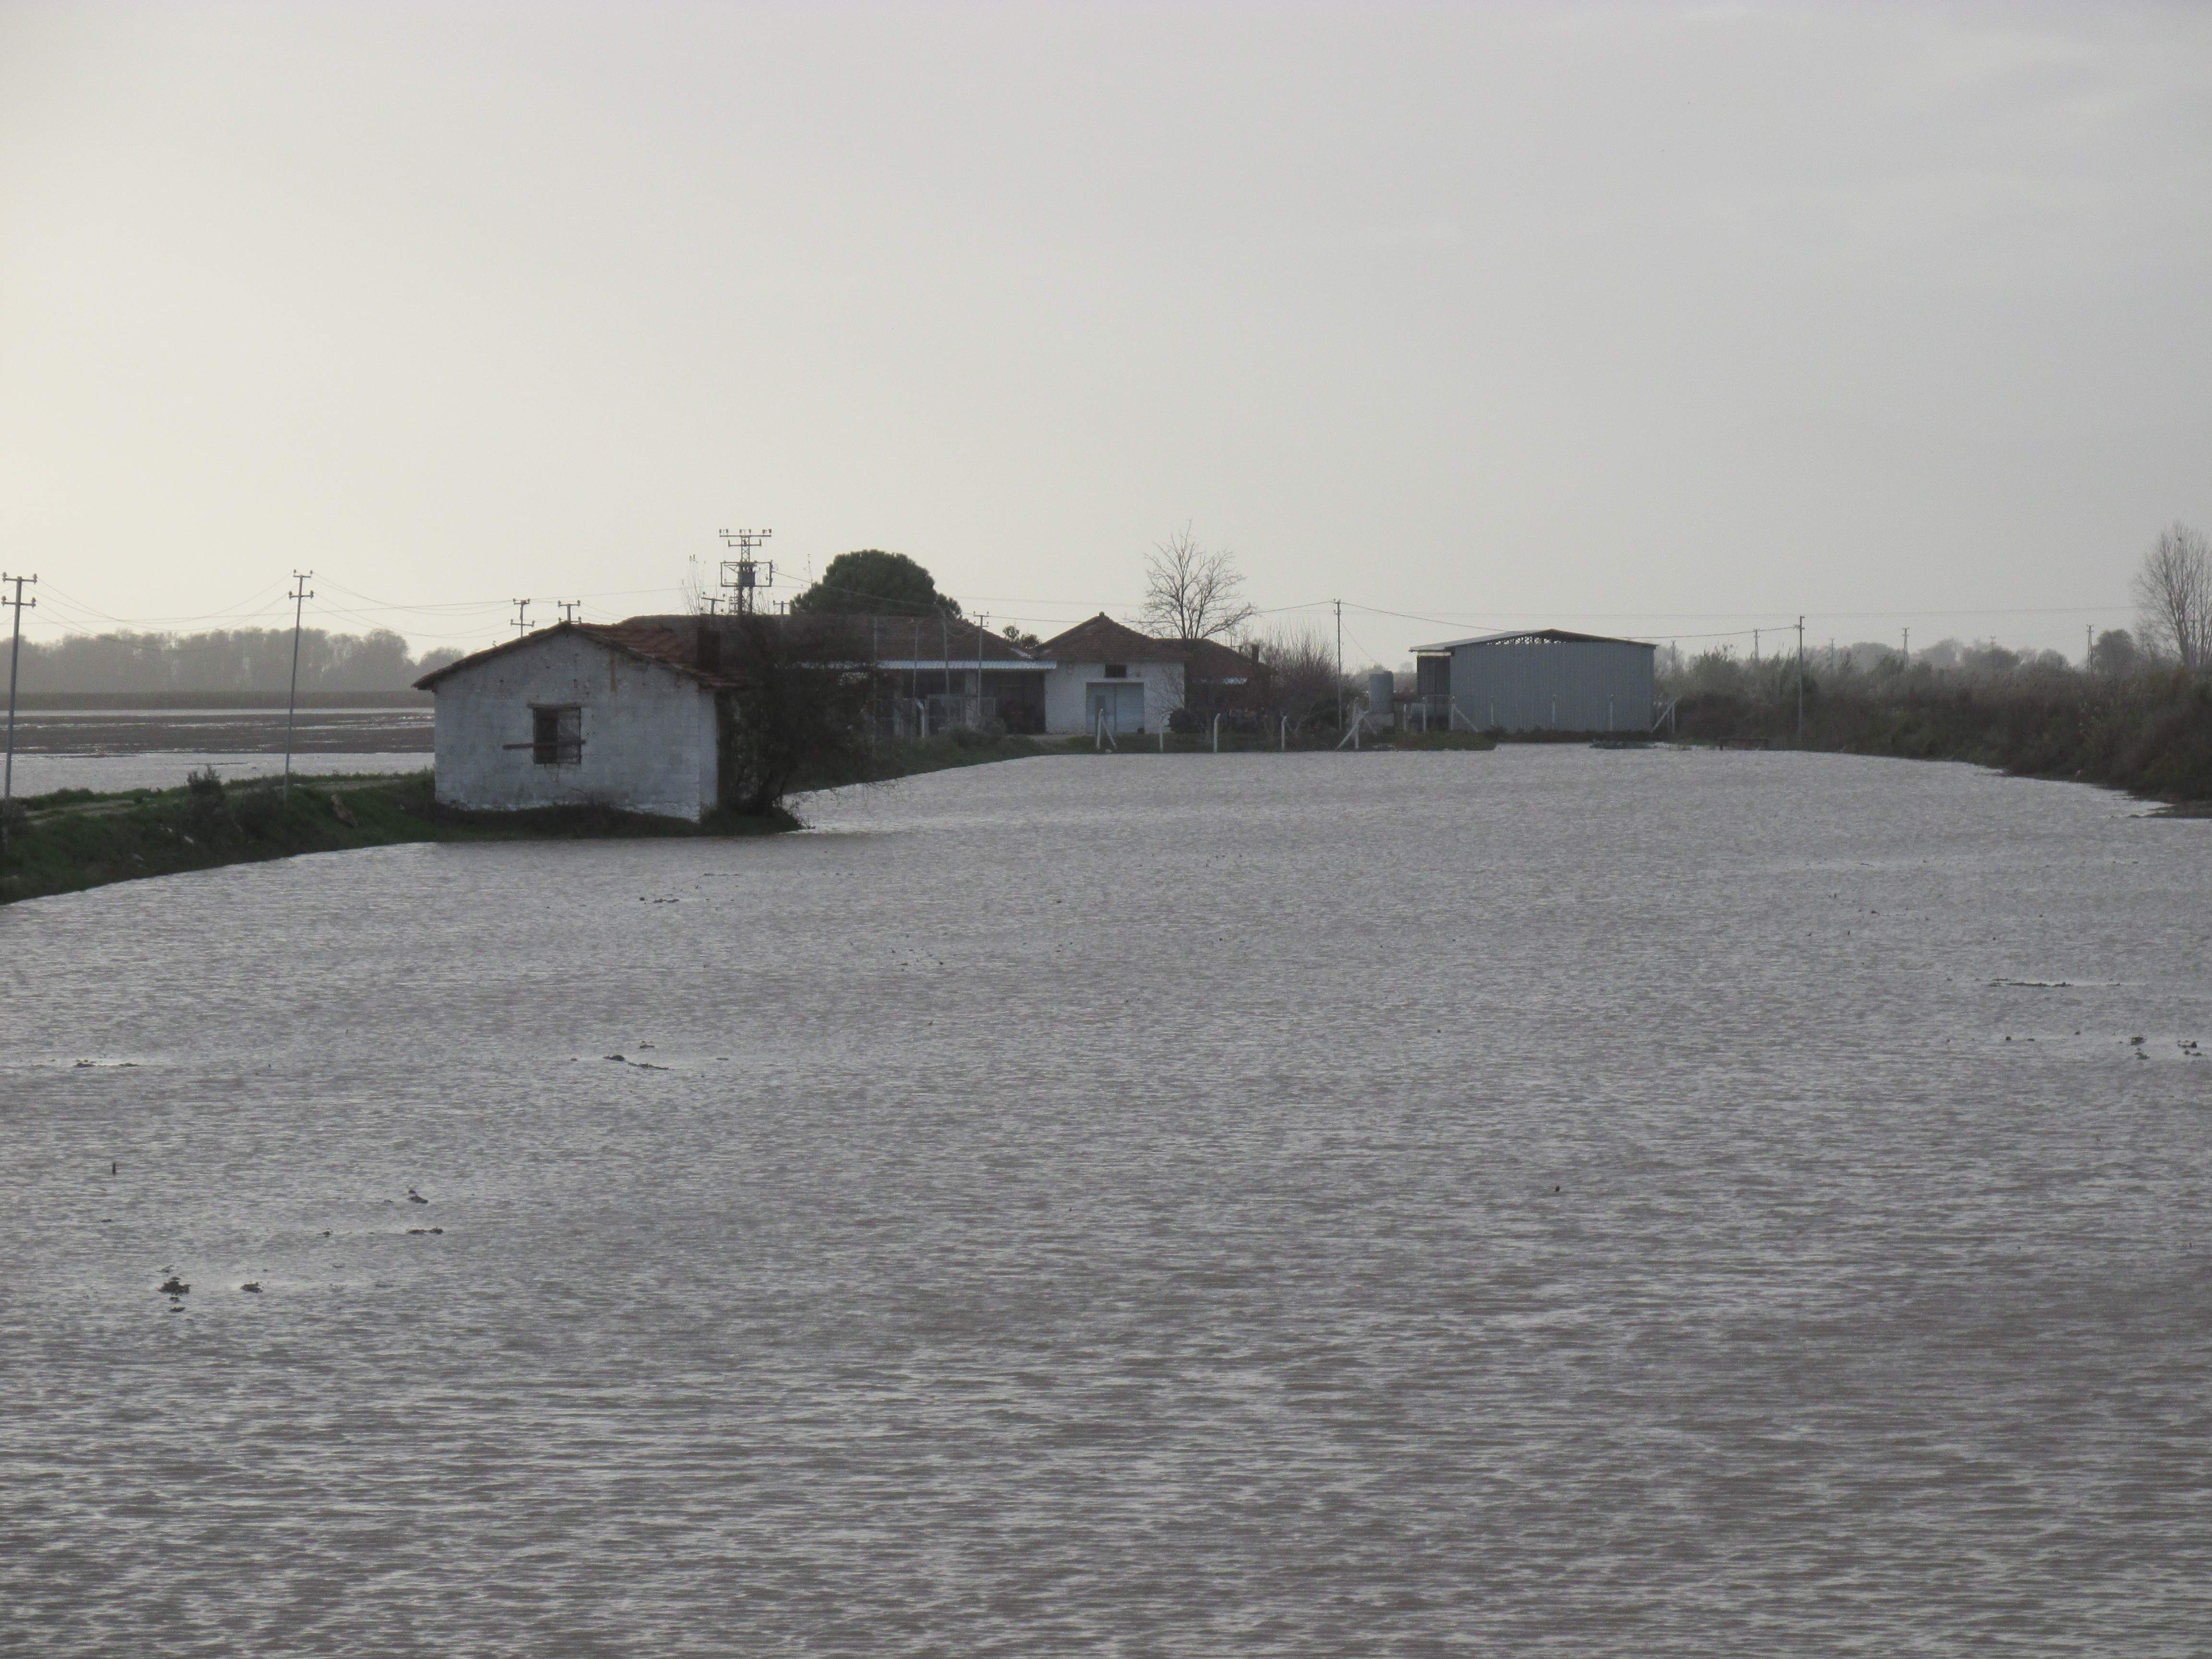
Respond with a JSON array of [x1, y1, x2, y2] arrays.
[[1103, 663, 1128, 679], [532, 705, 582, 765]]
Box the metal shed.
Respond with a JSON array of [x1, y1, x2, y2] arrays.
[[1412, 628, 1657, 733]]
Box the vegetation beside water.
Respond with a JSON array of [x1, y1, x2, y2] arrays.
[[844, 730, 1058, 780], [0, 770, 790, 906], [1070, 725, 1497, 753], [0, 732, 1066, 905], [1663, 651, 2212, 805]]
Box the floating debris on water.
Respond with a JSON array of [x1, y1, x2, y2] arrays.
[[158, 1276, 189, 1296], [240, 1282, 262, 1293]]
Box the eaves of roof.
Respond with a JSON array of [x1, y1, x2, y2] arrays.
[[411, 621, 739, 691], [1410, 627, 1657, 653]]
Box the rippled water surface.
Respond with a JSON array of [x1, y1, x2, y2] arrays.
[[4, 706, 430, 796], [5, 749, 2209, 1655]]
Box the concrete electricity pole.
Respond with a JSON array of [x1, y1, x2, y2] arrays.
[[510, 599, 532, 639], [283, 571, 314, 805], [1335, 599, 1344, 735], [1795, 615, 1805, 746], [2, 571, 36, 846]]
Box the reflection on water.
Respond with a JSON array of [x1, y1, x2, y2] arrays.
[[3, 748, 2208, 1655], [3, 707, 431, 796]]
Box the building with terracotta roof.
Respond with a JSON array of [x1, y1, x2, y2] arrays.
[[413, 606, 1283, 814], [1031, 614, 1274, 735], [1033, 614, 1188, 736], [414, 613, 1051, 817]]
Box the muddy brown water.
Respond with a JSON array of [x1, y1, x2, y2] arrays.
[[3, 748, 2208, 1655]]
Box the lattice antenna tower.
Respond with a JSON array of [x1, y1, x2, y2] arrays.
[[718, 528, 774, 614]]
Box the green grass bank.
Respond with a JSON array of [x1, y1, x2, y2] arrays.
[[1670, 669, 2212, 805], [0, 731, 1073, 906], [0, 770, 796, 907]]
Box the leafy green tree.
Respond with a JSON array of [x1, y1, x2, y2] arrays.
[[790, 549, 960, 617]]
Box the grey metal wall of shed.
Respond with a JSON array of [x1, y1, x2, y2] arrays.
[[1450, 638, 1655, 732]]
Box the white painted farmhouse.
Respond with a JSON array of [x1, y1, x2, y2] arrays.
[[417, 612, 1060, 818], [418, 611, 1282, 816], [416, 620, 731, 819], [1034, 614, 1188, 736]]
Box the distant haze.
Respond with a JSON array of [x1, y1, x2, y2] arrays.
[[3, 1, 2207, 662]]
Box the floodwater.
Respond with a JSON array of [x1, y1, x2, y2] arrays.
[[4, 748, 2209, 1656], [4, 707, 430, 796]]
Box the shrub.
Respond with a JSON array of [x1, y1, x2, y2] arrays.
[[231, 782, 286, 836]]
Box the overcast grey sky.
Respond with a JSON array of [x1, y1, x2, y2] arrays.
[[3, 1, 2207, 661]]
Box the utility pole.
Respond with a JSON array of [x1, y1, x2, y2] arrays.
[[1, 571, 36, 847], [558, 600, 582, 624], [1795, 614, 1805, 746], [1335, 599, 1344, 735], [283, 570, 314, 805], [1902, 626, 1909, 663], [510, 599, 531, 639], [2086, 623, 2093, 668], [718, 528, 773, 614]]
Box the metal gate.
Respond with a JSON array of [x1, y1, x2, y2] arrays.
[[1087, 683, 1145, 734]]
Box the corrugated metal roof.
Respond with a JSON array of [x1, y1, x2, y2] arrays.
[[1409, 627, 1656, 653]]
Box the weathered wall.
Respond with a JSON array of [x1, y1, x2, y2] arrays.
[[431, 633, 718, 818], [1043, 661, 1186, 734], [1449, 640, 1656, 733]]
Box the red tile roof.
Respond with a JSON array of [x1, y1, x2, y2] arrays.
[[1182, 636, 1268, 682], [412, 613, 1045, 692], [1034, 613, 1190, 664], [411, 621, 742, 691]]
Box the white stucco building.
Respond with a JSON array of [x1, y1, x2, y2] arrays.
[[418, 612, 1276, 814], [416, 620, 730, 819], [1034, 614, 1190, 736]]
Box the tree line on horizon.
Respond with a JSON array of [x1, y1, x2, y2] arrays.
[[10, 627, 465, 696]]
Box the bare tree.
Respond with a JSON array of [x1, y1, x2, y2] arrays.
[[1139, 526, 1258, 642], [1261, 625, 1342, 718], [2134, 522, 2212, 670]]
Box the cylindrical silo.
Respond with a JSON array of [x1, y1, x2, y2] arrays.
[[1368, 671, 1395, 730]]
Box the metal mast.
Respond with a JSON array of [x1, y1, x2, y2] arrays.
[[718, 529, 774, 614], [1, 571, 35, 846], [283, 571, 314, 805]]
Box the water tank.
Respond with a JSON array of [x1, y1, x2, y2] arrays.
[[1367, 671, 1395, 730]]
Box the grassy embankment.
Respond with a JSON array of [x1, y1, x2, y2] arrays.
[[1067, 727, 1498, 753], [1668, 664, 2212, 806], [0, 732, 1067, 906]]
